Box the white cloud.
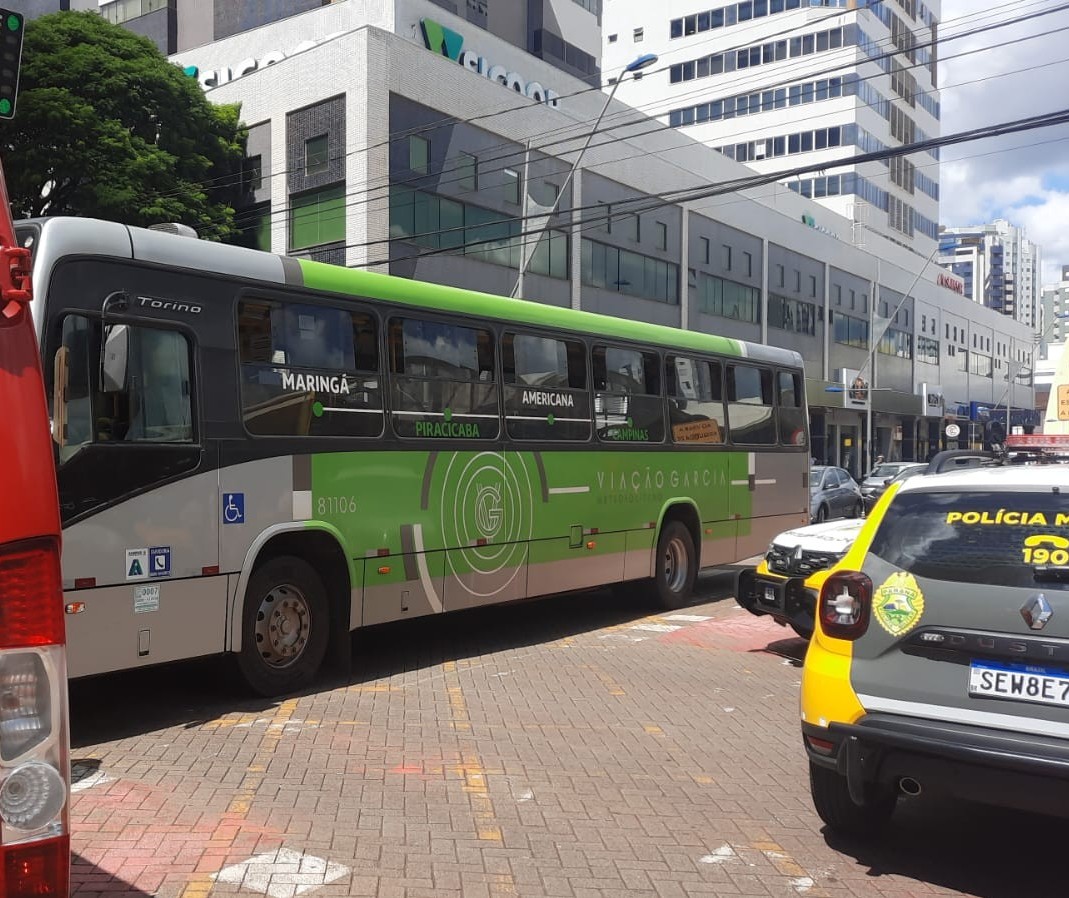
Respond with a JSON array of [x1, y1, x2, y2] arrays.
[[939, 0, 1069, 284]]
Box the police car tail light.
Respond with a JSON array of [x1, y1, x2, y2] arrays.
[[0, 539, 71, 897], [820, 571, 872, 640]]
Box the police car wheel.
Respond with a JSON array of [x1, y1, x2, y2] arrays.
[[808, 761, 896, 836]]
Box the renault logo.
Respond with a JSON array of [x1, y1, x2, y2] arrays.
[[1021, 594, 1054, 630]]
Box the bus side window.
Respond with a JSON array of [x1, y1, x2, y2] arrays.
[[777, 370, 806, 446], [502, 331, 590, 441], [726, 364, 776, 445], [53, 315, 94, 461], [666, 356, 726, 445], [389, 317, 499, 440], [593, 345, 664, 443], [52, 315, 194, 454], [237, 299, 383, 438]]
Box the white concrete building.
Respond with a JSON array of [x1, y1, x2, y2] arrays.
[[940, 219, 1042, 328], [171, 0, 1034, 474], [601, 0, 941, 257]]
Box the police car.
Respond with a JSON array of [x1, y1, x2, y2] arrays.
[[737, 518, 864, 639], [801, 435, 1069, 833]]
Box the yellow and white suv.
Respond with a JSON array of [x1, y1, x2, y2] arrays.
[[801, 437, 1069, 833]]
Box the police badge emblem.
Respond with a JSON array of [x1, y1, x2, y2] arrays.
[[873, 571, 925, 637]]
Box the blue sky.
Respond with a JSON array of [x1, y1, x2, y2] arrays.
[[940, 0, 1069, 284]]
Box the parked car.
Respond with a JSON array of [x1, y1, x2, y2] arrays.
[[809, 465, 863, 523], [859, 462, 926, 511], [736, 517, 865, 638], [739, 452, 993, 642], [800, 437, 1069, 834]]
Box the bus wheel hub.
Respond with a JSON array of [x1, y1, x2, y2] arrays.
[[256, 584, 309, 666]]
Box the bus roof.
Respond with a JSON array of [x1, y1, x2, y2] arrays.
[[24, 217, 802, 369]]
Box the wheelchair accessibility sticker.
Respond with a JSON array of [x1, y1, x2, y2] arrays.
[[223, 492, 245, 525]]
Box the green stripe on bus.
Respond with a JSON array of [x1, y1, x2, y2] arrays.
[[309, 448, 753, 581], [297, 259, 744, 357]]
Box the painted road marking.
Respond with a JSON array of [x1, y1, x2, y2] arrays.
[[696, 842, 825, 894], [212, 848, 349, 898], [629, 622, 683, 633], [663, 613, 713, 622], [71, 771, 110, 793], [699, 844, 738, 865]]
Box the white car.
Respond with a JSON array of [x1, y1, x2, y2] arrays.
[[736, 518, 866, 639], [765, 518, 866, 577]]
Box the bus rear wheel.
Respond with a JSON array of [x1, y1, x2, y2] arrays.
[[238, 555, 329, 697], [654, 520, 697, 610]]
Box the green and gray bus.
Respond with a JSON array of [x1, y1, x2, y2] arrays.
[[24, 217, 809, 695]]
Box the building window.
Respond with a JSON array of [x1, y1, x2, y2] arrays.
[[655, 221, 668, 251], [305, 135, 329, 176], [723, 244, 732, 270], [700, 236, 710, 264], [808, 274, 817, 298], [832, 312, 869, 349], [581, 238, 679, 304], [598, 201, 613, 233], [244, 154, 263, 192], [634, 27, 644, 42], [290, 185, 345, 250], [608, 33, 617, 42], [769, 294, 817, 336], [409, 135, 430, 175], [697, 272, 760, 324], [743, 251, 753, 278], [456, 152, 477, 191], [503, 168, 521, 204]]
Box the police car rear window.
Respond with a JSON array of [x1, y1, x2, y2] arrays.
[[868, 490, 1069, 588]]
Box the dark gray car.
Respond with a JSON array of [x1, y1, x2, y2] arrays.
[[859, 462, 927, 511], [809, 465, 863, 523]]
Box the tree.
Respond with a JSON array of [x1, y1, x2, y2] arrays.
[[0, 11, 247, 241]]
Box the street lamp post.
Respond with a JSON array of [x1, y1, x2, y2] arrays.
[[834, 245, 939, 474], [511, 52, 659, 299]]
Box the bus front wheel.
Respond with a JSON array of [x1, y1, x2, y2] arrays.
[[654, 520, 697, 610], [238, 555, 330, 697]]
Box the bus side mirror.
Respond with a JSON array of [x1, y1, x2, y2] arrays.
[[101, 323, 129, 392], [52, 346, 68, 447]]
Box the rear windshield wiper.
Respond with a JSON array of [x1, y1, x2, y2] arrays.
[[1033, 566, 1069, 582]]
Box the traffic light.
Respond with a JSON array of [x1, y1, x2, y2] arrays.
[[0, 9, 23, 120]]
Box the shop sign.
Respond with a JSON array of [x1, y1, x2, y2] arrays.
[[937, 271, 965, 295], [839, 368, 870, 411], [420, 18, 561, 108], [918, 382, 944, 417], [181, 31, 347, 89], [800, 212, 839, 239]]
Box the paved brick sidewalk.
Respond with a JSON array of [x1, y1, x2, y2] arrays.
[[68, 575, 1069, 898]]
